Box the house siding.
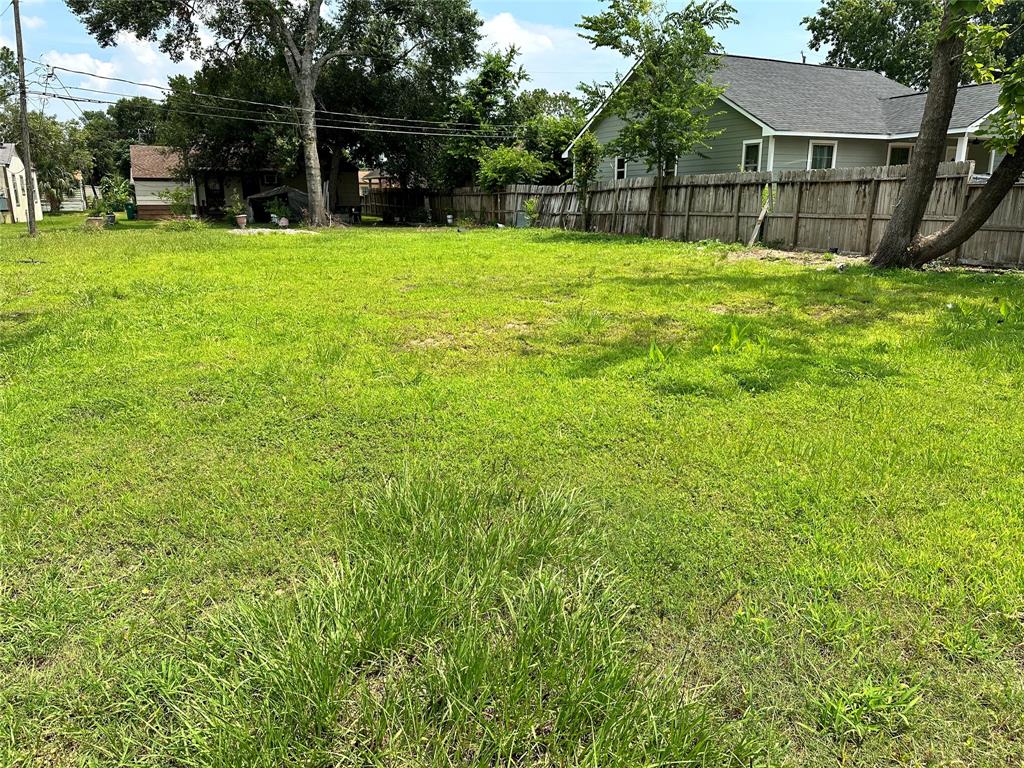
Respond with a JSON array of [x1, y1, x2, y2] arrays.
[[133, 179, 193, 208], [0, 152, 44, 225], [591, 101, 764, 182], [771, 136, 889, 171]]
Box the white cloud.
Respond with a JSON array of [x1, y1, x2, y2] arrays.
[[22, 16, 46, 30], [479, 13, 628, 95], [38, 34, 203, 118]]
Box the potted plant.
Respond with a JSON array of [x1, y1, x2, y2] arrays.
[[265, 198, 291, 228], [224, 193, 247, 228], [99, 174, 132, 225]]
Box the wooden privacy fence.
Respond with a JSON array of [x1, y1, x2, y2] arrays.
[[362, 162, 1024, 268]]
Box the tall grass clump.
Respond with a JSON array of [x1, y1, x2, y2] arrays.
[[124, 478, 759, 766]]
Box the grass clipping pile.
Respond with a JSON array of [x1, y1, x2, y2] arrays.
[[125, 479, 758, 765]]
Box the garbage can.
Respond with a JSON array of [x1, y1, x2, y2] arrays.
[[125, 203, 138, 221]]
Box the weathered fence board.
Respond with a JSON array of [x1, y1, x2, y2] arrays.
[[362, 162, 1024, 268]]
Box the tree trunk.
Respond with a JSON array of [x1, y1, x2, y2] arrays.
[[298, 85, 327, 226], [906, 137, 1024, 266], [653, 171, 664, 239], [871, 5, 964, 268], [328, 147, 342, 211], [581, 186, 590, 232]]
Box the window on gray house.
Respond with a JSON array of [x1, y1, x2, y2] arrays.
[[809, 142, 835, 170], [742, 142, 761, 172], [615, 157, 627, 180], [888, 146, 912, 165]]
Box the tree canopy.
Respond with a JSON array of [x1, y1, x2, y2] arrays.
[[65, 0, 481, 223], [0, 105, 91, 210], [804, 0, 1023, 87], [79, 96, 166, 184]]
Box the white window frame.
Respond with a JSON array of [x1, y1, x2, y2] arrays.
[[741, 139, 762, 172], [886, 142, 915, 166], [807, 140, 838, 170], [614, 157, 627, 180]]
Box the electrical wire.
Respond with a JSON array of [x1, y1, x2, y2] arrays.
[[30, 89, 520, 139], [37, 61, 525, 130], [49, 81, 519, 137]]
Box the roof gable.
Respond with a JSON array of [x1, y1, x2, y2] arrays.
[[565, 55, 1004, 155], [0, 143, 17, 168], [713, 55, 915, 133], [130, 145, 184, 180]]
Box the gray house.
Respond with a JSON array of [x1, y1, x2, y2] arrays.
[[565, 55, 1002, 183]]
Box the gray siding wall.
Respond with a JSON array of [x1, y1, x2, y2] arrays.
[[590, 101, 763, 182], [771, 136, 889, 171]]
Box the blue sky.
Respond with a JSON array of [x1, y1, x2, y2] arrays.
[[1, 0, 824, 119]]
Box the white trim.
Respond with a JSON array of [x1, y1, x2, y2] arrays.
[[954, 134, 970, 162], [807, 140, 838, 170], [562, 59, 642, 158], [614, 156, 628, 181], [989, 149, 997, 174], [886, 141, 915, 166], [765, 135, 776, 171], [741, 139, 762, 172], [718, 95, 774, 131]]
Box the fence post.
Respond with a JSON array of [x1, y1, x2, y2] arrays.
[[791, 180, 804, 250], [732, 183, 742, 243], [683, 183, 692, 242], [612, 180, 620, 234], [863, 178, 881, 256], [952, 162, 974, 264]]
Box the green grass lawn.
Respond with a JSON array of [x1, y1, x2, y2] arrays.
[[2, 216, 1023, 766]]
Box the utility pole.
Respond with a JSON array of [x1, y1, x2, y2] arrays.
[[12, 0, 38, 236]]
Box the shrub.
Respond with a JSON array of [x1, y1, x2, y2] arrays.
[[476, 145, 549, 191], [157, 184, 194, 217]]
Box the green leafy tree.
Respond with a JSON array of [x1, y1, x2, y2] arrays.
[[572, 130, 601, 231], [475, 145, 548, 191], [872, 0, 1024, 268], [1, 47, 15, 103], [80, 96, 166, 185], [804, 0, 1023, 88], [65, 0, 479, 226], [0, 105, 91, 211], [579, 0, 737, 237], [439, 48, 527, 188], [518, 89, 587, 183]]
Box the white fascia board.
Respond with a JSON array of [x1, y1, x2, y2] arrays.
[[562, 58, 642, 159], [718, 95, 774, 131]]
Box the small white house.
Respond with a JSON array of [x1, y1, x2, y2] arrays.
[[0, 143, 44, 225], [129, 144, 194, 219]]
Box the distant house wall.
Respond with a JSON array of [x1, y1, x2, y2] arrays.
[[591, 101, 764, 182], [133, 178, 194, 219], [0, 153, 44, 224]]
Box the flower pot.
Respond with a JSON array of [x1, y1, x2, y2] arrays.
[[105, 213, 116, 225], [235, 214, 248, 229], [277, 217, 289, 228]]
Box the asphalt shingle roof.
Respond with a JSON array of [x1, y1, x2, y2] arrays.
[[129, 144, 183, 180], [0, 143, 16, 168], [713, 56, 917, 133], [881, 83, 1002, 134]]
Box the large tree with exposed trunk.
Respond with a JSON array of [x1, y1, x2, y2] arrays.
[[65, 0, 478, 226], [871, 0, 1024, 268]]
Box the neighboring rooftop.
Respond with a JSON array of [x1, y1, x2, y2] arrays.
[[0, 143, 17, 168], [129, 145, 184, 180]]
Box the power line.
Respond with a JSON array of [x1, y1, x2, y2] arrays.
[[31, 90, 519, 140], [50, 81, 519, 137], [38, 61, 524, 130]]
